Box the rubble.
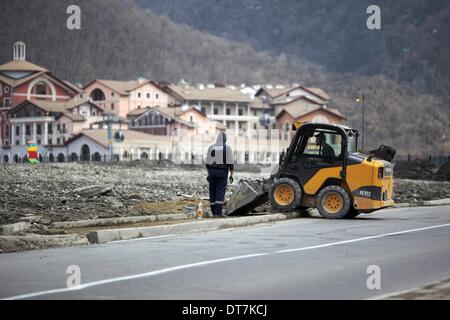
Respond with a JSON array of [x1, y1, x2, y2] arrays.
[[0, 162, 267, 226], [73, 184, 114, 198], [0, 161, 449, 229]]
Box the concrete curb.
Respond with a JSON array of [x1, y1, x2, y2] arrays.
[[50, 213, 189, 229], [87, 213, 289, 244], [0, 234, 89, 253], [394, 198, 450, 208]]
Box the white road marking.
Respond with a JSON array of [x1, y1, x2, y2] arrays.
[[276, 222, 450, 253], [2, 253, 269, 300], [3, 222, 450, 300]]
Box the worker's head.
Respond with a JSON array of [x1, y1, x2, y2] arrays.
[[315, 133, 325, 146], [216, 131, 227, 145]]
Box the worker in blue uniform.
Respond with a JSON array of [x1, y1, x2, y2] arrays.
[[206, 131, 234, 217]]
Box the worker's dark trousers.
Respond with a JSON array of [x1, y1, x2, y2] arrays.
[[207, 168, 228, 216]]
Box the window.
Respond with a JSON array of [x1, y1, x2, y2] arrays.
[[57, 138, 61, 145], [292, 129, 343, 163], [111, 92, 115, 97], [156, 93, 159, 99], [62, 124, 66, 134], [57, 124, 61, 132], [190, 115, 194, 123], [111, 103, 115, 110], [5, 125, 9, 138], [16, 140, 20, 145], [147, 93, 150, 99], [226, 108, 231, 115], [48, 125, 52, 134], [37, 139, 41, 145], [16, 126, 20, 136], [35, 81, 47, 95], [138, 93, 141, 98], [214, 108, 219, 115], [238, 108, 244, 116], [25, 125, 31, 135], [93, 112, 96, 116], [201, 107, 206, 114], [37, 124, 42, 135], [4, 98, 11, 108]]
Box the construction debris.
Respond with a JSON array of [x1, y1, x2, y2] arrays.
[[0, 162, 449, 227]]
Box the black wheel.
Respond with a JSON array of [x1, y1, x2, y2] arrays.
[[344, 208, 361, 219], [269, 177, 302, 212], [316, 185, 351, 219]]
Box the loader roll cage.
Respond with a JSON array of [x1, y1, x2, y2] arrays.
[[280, 123, 359, 181]]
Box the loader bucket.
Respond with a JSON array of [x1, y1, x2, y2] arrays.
[[226, 179, 269, 216]]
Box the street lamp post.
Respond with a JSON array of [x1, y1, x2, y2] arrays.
[[355, 94, 365, 152]]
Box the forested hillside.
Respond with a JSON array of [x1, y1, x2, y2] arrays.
[[0, 0, 448, 155], [140, 0, 450, 100]]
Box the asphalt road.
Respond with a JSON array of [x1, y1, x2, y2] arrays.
[[1, 206, 450, 300]]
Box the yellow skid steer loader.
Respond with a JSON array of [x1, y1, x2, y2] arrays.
[[226, 122, 396, 219]]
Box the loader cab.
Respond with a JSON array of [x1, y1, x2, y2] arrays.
[[281, 123, 352, 186]]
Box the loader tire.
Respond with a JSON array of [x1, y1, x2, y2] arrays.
[[317, 185, 351, 219], [269, 177, 302, 213]]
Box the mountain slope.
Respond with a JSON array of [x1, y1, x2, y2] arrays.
[[0, 0, 448, 155], [139, 0, 450, 99], [0, 0, 321, 85]]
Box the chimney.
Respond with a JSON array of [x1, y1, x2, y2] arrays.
[[13, 41, 26, 61]]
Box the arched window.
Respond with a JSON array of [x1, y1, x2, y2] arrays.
[[141, 152, 148, 159], [92, 152, 102, 162], [57, 153, 65, 162], [90, 88, 106, 101], [70, 153, 79, 162], [35, 81, 47, 95], [80, 144, 90, 161]]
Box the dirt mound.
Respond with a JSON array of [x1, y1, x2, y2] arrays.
[[437, 161, 450, 180]]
